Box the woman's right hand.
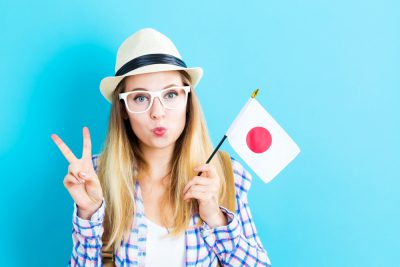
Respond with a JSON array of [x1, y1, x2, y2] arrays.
[[51, 126, 104, 219]]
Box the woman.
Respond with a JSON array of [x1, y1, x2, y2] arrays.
[[51, 28, 271, 266]]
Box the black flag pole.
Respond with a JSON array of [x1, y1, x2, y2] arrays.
[[196, 88, 260, 176]]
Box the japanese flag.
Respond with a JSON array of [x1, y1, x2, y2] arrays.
[[226, 97, 300, 183]]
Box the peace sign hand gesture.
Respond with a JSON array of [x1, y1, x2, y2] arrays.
[[51, 127, 104, 220]]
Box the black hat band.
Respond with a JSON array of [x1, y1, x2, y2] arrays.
[[115, 53, 187, 76]]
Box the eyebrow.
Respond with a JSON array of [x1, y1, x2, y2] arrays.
[[127, 83, 180, 92]]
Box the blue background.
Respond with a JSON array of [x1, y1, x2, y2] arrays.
[[1, 0, 399, 266]]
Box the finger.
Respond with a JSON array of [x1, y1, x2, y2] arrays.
[[82, 126, 92, 160], [68, 164, 86, 183], [184, 190, 208, 201], [194, 164, 217, 178], [184, 185, 217, 202], [183, 176, 210, 195], [64, 173, 82, 186], [184, 185, 208, 197], [68, 171, 85, 184], [51, 134, 78, 163], [184, 189, 206, 200], [78, 171, 93, 182]]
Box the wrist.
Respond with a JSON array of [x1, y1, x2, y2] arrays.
[[205, 209, 228, 228], [77, 201, 102, 220]]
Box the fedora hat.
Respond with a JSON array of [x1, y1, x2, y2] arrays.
[[99, 28, 203, 103]]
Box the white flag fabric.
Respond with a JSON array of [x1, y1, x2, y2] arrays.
[[226, 98, 300, 183]]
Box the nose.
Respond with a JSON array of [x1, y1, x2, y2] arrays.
[[150, 97, 166, 119]]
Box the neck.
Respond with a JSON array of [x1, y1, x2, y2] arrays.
[[139, 143, 174, 185]]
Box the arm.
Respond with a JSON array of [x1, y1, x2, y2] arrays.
[[200, 157, 272, 266], [200, 198, 271, 266], [68, 198, 106, 266], [68, 154, 105, 267]]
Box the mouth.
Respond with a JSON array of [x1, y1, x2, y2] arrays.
[[152, 127, 167, 136]]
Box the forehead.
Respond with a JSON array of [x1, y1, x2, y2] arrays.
[[124, 70, 183, 92]]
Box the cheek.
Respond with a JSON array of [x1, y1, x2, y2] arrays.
[[128, 116, 145, 136], [175, 109, 187, 132]]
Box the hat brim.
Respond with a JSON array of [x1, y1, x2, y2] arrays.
[[99, 64, 203, 103]]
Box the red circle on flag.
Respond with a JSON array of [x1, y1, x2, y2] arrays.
[[246, 127, 272, 153]]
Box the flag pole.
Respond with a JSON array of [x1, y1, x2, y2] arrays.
[[197, 89, 259, 176]]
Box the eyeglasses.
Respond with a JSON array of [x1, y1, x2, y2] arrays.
[[119, 85, 191, 114]]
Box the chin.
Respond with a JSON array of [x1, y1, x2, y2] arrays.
[[147, 138, 175, 149]]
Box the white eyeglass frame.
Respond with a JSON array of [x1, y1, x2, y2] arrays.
[[119, 85, 191, 114]]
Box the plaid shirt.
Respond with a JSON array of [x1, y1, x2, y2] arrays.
[[68, 154, 272, 267]]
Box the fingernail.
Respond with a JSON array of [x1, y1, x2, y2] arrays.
[[80, 172, 87, 177]]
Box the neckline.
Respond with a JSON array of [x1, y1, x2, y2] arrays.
[[145, 215, 173, 231], [136, 180, 198, 230], [145, 215, 161, 227]]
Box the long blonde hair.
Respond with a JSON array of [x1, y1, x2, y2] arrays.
[[97, 70, 227, 251]]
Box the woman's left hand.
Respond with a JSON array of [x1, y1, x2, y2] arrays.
[[182, 163, 228, 228]]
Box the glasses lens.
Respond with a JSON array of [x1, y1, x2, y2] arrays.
[[126, 91, 152, 112], [161, 87, 188, 109]]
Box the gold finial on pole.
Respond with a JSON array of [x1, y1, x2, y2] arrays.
[[251, 88, 259, 98]]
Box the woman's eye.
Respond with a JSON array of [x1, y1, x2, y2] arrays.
[[134, 95, 149, 102], [165, 91, 178, 99]]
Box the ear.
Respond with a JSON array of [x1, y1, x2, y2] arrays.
[[122, 111, 129, 120], [121, 107, 129, 120]]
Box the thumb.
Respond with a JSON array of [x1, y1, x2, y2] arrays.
[[78, 171, 92, 183], [78, 170, 100, 187], [78, 171, 103, 202]]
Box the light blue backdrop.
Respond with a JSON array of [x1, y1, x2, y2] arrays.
[[1, 0, 399, 266]]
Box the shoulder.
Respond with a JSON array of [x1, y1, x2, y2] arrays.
[[230, 156, 252, 202]]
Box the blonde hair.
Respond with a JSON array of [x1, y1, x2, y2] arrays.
[[98, 70, 227, 251]]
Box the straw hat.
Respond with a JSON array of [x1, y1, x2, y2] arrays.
[[99, 28, 203, 103]]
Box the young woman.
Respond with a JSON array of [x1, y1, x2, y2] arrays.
[[51, 28, 271, 267]]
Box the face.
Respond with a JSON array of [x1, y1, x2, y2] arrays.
[[123, 70, 188, 152]]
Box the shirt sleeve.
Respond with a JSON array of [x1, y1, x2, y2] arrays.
[[200, 157, 272, 267], [68, 153, 105, 267], [68, 198, 106, 266]]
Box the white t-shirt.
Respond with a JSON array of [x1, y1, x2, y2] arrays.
[[144, 215, 186, 267]]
